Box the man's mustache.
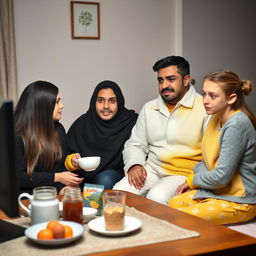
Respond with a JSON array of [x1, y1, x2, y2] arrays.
[[100, 109, 113, 113], [161, 88, 174, 93]]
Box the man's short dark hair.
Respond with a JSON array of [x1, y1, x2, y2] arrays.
[[152, 56, 190, 78]]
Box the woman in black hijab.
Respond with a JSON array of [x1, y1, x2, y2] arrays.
[[67, 80, 138, 189]]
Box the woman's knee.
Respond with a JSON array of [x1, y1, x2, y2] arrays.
[[168, 196, 181, 208], [169, 190, 197, 208]]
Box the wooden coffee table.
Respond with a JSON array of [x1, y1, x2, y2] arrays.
[[93, 191, 256, 256], [1, 191, 256, 255]]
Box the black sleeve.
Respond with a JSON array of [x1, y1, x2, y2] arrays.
[[15, 127, 66, 194], [66, 117, 83, 154], [54, 122, 69, 170]]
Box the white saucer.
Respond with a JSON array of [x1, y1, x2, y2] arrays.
[[25, 220, 84, 245], [88, 216, 142, 236]]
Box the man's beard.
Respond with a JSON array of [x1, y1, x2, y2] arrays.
[[160, 88, 177, 104], [160, 81, 188, 105]]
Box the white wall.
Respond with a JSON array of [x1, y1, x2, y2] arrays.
[[182, 0, 256, 114], [14, 0, 178, 130]]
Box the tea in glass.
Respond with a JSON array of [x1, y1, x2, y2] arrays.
[[103, 191, 126, 231]]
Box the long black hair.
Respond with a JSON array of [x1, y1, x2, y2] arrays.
[[14, 81, 62, 176]]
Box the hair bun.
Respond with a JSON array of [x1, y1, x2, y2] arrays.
[[190, 78, 196, 85], [241, 80, 253, 95]]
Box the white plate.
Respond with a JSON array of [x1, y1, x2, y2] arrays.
[[82, 207, 98, 222], [25, 220, 84, 245], [88, 216, 142, 236]]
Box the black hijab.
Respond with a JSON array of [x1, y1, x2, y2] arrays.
[[67, 80, 138, 178]]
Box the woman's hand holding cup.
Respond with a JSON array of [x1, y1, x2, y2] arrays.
[[71, 153, 81, 169]]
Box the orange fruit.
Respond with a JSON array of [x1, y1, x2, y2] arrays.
[[37, 228, 54, 240], [46, 220, 65, 239], [46, 220, 59, 230], [64, 225, 73, 238], [51, 222, 65, 239]]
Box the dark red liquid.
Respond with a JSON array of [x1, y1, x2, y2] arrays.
[[63, 200, 83, 224]]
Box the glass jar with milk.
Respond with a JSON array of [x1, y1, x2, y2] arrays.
[[18, 186, 59, 225]]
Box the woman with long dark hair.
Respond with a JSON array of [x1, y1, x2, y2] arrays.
[[169, 70, 256, 224], [15, 81, 83, 194]]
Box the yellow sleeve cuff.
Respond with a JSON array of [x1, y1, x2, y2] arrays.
[[64, 153, 78, 171], [185, 174, 196, 189]]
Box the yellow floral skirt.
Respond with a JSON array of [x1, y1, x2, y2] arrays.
[[169, 190, 256, 224]]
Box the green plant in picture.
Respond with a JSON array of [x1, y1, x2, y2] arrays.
[[79, 11, 93, 31]]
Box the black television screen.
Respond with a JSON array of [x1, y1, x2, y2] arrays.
[[0, 99, 26, 243], [0, 99, 19, 217]]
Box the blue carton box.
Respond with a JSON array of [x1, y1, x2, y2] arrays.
[[83, 183, 104, 216]]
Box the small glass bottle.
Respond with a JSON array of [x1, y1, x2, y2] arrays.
[[62, 187, 83, 224]]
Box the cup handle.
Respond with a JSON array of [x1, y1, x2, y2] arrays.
[[18, 193, 32, 216]]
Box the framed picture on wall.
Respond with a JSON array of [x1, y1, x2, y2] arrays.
[[70, 1, 100, 39]]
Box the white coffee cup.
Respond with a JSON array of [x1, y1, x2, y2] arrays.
[[18, 186, 59, 225], [77, 156, 101, 171]]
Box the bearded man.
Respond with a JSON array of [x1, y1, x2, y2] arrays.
[[113, 56, 207, 204]]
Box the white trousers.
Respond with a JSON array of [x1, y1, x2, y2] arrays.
[[113, 168, 186, 205]]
